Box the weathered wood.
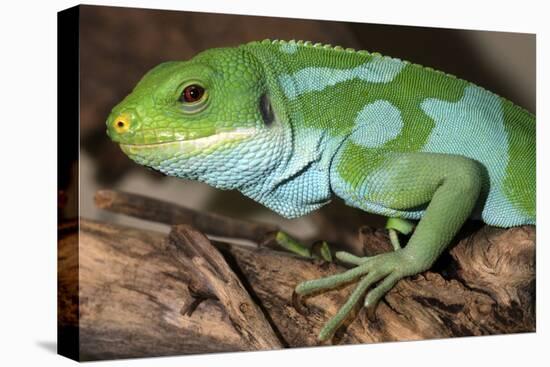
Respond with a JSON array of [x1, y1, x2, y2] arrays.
[[57, 223, 79, 360], [449, 225, 535, 326], [94, 189, 279, 242], [227, 225, 535, 345], [65, 219, 258, 360], [59, 213, 534, 359], [167, 224, 283, 350]]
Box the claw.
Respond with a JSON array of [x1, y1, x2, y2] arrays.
[[311, 240, 333, 262], [365, 301, 378, 321], [292, 290, 310, 315]]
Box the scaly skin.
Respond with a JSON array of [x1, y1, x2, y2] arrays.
[[106, 39, 536, 341]]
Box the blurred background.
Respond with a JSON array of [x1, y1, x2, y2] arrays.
[[63, 4, 535, 250]]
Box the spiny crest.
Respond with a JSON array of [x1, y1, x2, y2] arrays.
[[255, 39, 461, 80], [250, 39, 466, 84], [249, 39, 532, 116], [254, 38, 375, 57]]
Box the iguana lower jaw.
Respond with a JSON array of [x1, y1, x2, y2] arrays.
[[118, 127, 259, 163]]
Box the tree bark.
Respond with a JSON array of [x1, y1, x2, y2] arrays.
[[58, 190, 535, 360]]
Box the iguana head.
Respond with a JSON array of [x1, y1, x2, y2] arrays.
[[106, 46, 288, 189]]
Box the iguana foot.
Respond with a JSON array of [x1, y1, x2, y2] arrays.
[[294, 248, 421, 341], [275, 231, 333, 262]]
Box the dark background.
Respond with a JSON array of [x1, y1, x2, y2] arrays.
[[68, 4, 535, 250]]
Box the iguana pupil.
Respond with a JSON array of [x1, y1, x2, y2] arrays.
[[181, 84, 204, 103]]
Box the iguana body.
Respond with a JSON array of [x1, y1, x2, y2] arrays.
[[106, 39, 535, 341]]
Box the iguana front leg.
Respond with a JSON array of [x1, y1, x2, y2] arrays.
[[295, 152, 483, 341]]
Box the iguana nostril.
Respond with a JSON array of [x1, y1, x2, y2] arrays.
[[113, 113, 131, 134]]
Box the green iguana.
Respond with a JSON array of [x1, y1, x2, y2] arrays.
[[106, 39, 535, 342]]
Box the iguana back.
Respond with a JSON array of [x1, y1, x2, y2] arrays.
[[244, 40, 535, 226]]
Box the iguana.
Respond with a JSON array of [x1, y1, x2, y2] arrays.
[[105, 39, 536, 342]]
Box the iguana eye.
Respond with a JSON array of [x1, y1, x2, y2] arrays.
[[180, 84, 205, 103], [179, 83, 209, 113]]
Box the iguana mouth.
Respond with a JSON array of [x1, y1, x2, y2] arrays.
[[119, 128, 258, 153], [119, 140, 182, 148]]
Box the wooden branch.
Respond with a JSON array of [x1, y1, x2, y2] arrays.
[[226, 225, 535, 345], [449, 225, 535, 320], [61, 219, 282, 361], [59, 213, 534, 359], [167, 224, 283, 350], [94, 189, 279, 243]]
